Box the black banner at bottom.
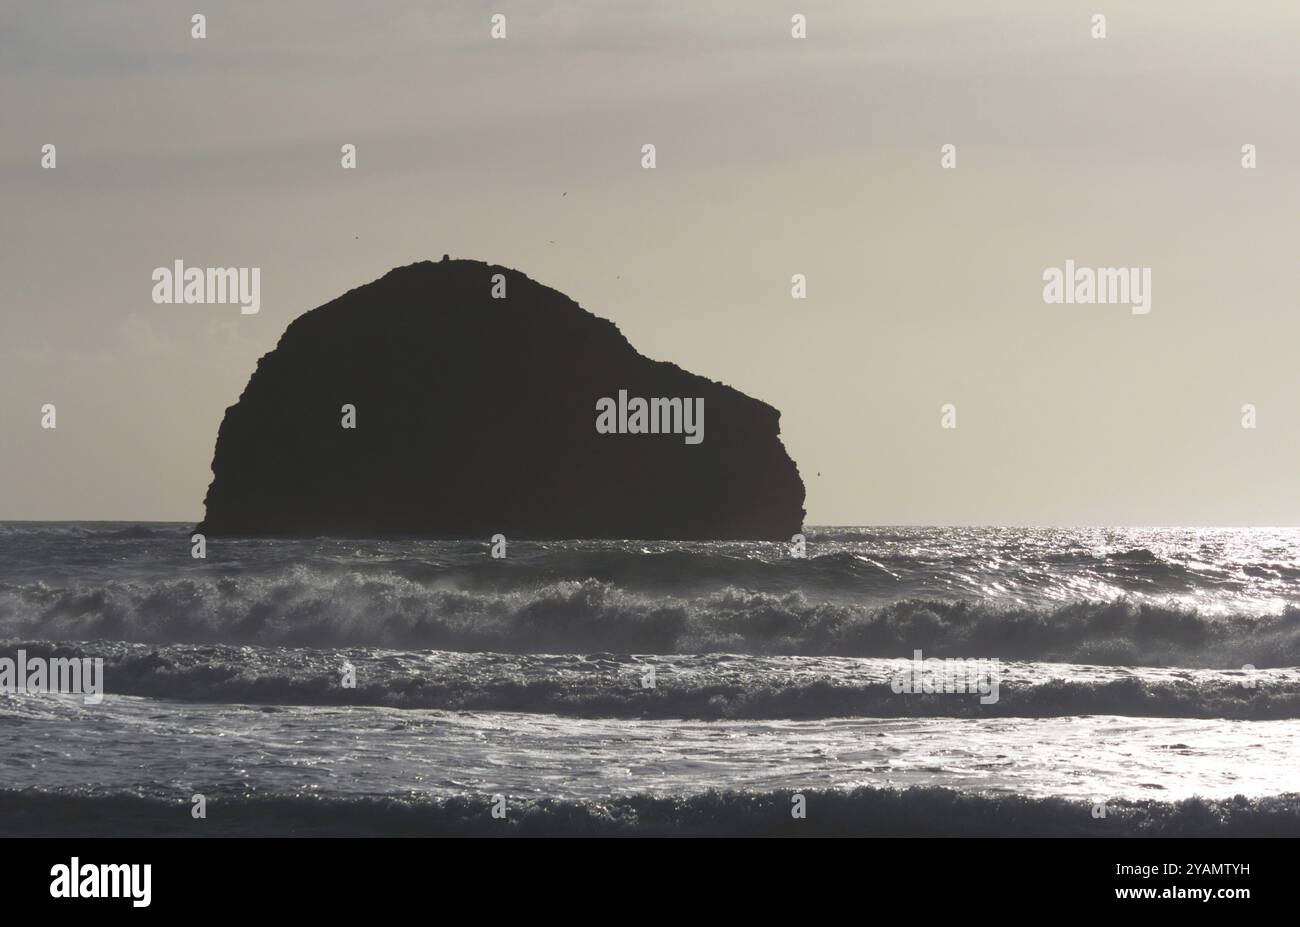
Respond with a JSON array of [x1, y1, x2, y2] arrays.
[[0, 836, 1281, 914]]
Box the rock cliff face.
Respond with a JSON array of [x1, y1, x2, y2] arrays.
[[199, 259, 805, 539]]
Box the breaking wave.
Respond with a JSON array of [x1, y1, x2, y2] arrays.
[[3, 572, 1300, 666], [4, 640, 1299, 719]]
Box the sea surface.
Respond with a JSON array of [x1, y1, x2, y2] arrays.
[[2, 523, 1299, 835]]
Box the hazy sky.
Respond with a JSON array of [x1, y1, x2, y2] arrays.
[[2, 1, 1298, 525]]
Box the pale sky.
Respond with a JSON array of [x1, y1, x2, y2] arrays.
[[2, 1, 1298, 525]]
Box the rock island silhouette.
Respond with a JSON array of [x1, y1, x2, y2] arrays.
[[199, 258, 805, 539]]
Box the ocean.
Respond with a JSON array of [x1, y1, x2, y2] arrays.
[[2, 523, 1298, 836]]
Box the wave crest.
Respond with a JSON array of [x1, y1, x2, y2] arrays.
[[3, 572, 1299, 665]]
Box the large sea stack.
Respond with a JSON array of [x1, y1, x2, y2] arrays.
[[199, 259, 805, 539]]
